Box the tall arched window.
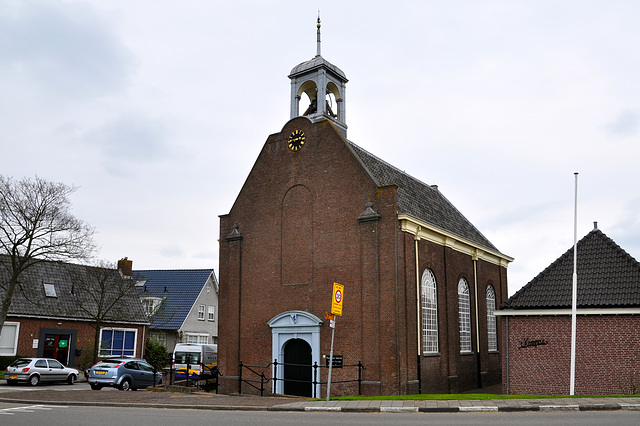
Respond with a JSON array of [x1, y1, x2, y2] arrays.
[[421, 269, 438, 354], [486, 285, 497, 352], [458, 278, 472, 353]]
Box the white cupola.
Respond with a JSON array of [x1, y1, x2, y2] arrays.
[[289, 15, 348, 136]]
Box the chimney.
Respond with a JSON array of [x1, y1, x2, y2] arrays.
[[118, 257, 133, 278], [594, 221, 598, 230]]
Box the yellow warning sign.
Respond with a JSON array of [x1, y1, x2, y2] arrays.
[[331, 282, 344, 316]]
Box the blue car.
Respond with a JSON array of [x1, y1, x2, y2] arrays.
[[87, 357, 161, 391]]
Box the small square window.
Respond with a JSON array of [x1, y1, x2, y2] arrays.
[[43, 283, 57, 298]]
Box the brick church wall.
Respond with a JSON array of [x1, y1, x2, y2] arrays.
[[218, 117, 508, 396]]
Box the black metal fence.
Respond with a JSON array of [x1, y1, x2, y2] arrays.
[[164, 355, 219, 392], [238, 359, 365, 398]]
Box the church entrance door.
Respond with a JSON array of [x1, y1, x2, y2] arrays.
[[283, 338, 312, 397]]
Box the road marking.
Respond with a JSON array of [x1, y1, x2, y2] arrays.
[[0, 405, 67, 415]]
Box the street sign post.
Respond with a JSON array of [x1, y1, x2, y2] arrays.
[[327, 282, 343, 401]]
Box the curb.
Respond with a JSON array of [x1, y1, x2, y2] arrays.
[[2, 396, 638, 413]]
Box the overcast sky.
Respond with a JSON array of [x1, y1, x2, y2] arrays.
[[2, 1, 639, 295]]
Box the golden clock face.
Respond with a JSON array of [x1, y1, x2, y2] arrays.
[[288, 130, 306, 151]]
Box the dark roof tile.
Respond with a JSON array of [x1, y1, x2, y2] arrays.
[[349, 142, 499, 252], [133, 269, 216, 330], [502, 229, 640, 309]]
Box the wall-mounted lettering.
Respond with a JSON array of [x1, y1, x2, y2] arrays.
[[518, 338, 548, 349]]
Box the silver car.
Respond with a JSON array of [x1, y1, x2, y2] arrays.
[[5, 358, 79, 386], [87, 357, 161, 391]]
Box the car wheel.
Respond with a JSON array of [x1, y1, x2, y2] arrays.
[[90, 383, 102, 391], [29, 375, 40, 386], [119, 378, 131, 391], [67, 374, 77, 385]]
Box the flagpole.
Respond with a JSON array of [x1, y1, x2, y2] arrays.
[[570, 172, 578, 395]]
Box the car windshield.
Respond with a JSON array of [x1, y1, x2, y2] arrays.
[[10, 359, 32, 368], [94, 360, 123, 368]]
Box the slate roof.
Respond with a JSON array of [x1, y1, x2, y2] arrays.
[[502, 229, 640, 310], [0, 257, 148, 324], [348, 142, 499, 252], [133, 269, 216, 330]]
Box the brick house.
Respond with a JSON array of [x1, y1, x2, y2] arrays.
[[217, 24, 512, 397], [0, 257, 148, 369], [496, 225, 640, 395]]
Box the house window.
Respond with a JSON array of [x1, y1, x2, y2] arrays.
[[486, 285, 497, 352], [0, 322, 20, 356], [458, 278, 472, 353], [198, 305, 205, 320], [150, 332, 167, 347], [186, 333, 208, 344], [208, 306, 215, 321], [421, 269, 438, 354], [43, 283, 57, 298], [99, 328, 137, 357]]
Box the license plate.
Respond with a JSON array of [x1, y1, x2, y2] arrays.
[[9, 375, 17, 379], [96, 371, 106, 375]]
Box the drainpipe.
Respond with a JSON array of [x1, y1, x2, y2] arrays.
[[473, 254, 481, 388], [414, 233, 422, 393], [505, 316, 510, 395]]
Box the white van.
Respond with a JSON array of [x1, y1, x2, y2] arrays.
[[172, 343, 218, 379]]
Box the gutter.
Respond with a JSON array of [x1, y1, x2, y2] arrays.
[[494, 307, 640, 316]]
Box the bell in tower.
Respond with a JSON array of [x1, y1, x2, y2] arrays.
[[289, 15, 348, 137]]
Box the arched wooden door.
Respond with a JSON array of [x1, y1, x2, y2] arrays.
[[283, 338, 312, 397]]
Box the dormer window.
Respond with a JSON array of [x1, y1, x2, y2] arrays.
[[43, 283, 57, 298], [141, 297, 163, 316]]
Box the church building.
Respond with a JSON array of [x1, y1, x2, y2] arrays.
[[218, 19, 513, 397]]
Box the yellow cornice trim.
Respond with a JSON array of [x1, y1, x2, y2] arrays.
[[398, 214, 513, 268]]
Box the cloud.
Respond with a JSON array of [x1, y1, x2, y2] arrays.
[[160, 246, 183, 258], [603, 110, 639, 138], [0, 0, 134, 99], [82, 114, 172, 175]]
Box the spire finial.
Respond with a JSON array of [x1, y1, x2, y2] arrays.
[[316, 11, 321, 57]]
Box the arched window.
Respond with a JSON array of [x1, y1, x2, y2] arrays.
[[486, 285, 497, 351], [458, 278, 472, 353], [421, 269, 438, 354]]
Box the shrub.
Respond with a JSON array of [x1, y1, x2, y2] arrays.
[[145, 338, 169, 371]]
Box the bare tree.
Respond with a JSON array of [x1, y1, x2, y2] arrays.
[[70, 261, 145, 364], [0, 175, 96, 335]]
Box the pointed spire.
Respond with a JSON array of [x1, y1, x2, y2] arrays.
[[316, 11, 321, 57]]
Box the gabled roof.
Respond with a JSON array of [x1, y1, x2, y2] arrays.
[[348, 142, 499, 252], [0, 257, 148, 324], [502, 229, 640, 310], [133, 269, 216, 330]]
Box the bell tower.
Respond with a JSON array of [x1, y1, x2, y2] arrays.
[[289, 15, 348, 137]]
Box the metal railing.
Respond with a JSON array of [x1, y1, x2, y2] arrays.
[[166, 355, 219, 392], [238, 359, 365, 398]]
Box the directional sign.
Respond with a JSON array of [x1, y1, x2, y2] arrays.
[[331, 282, 344, 316]]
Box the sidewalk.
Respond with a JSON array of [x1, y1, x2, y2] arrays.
[[1, 386, 640, 413]]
